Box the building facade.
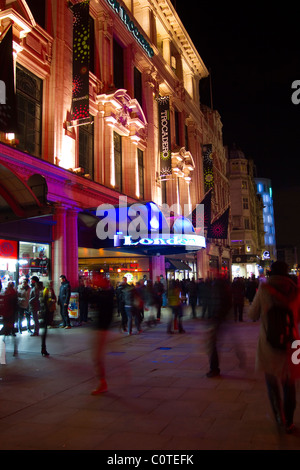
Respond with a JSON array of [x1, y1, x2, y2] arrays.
[[0, 0, 230, 294], [255, 177, 276, 267], [227, 146, 264, 279]]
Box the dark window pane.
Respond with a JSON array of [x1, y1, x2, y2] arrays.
[[113, 39, 124, 90], [16, 65, 43, 157], [79, 117, 94, 178]]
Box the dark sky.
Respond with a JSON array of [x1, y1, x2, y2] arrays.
[[175, 2, 300, 186], [175, 2, 300, 249]]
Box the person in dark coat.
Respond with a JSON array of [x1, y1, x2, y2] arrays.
[[248, 261, 300, 433], [206, 275, 233, 377], [154, 277, 164, 321], [90, 277, 114, 395], [58, 275, 71, 328], [232, 277, 246, 322], [78, 277, 90, 324], [188, 278, 198, 318], [246, 274, 258, 304]]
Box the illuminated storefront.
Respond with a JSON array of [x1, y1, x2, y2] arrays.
[[0, 239, 51, 290]]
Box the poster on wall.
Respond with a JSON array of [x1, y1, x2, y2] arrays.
[[68, 292, 79, 319]]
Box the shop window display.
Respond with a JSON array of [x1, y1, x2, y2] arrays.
[[19, 242, 50, 282]]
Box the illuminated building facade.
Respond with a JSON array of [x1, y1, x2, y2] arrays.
[[228, 146, 264, 279], [255, 177, 277, 265], [0, 0, 230, 292]]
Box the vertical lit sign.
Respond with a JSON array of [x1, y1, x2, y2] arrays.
[[203, 144, 214, 193], [158, 96, 172, 180], [71, 0, 90, 121]]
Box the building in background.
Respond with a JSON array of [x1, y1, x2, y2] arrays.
[[255, 177, 276, 269], [0, 0, 232, 293], [227, 145, 264, 279]]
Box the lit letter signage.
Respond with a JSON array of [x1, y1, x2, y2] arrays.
[[105, 0, 154, 58]]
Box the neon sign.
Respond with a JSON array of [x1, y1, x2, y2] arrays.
[[105, 0, 154, 58], [119, 235, 206, 249]]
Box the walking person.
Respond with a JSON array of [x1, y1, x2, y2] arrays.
[[43, 281, 57, 328], [39, 282, 49, 356], [205, 275, 233, 377], [28, 276, 40, 336], [232, 277, 246, 321], [154, 276, 164, 322], [78, 277, 90, 324], [0, 282, 18, 336], [58, 275, 71, 329], [188, 277, 198, 319], [167, 280, 185, 334], [17, 278, 31, 333], [117, 277, 128, 332], [248, 261, 300, 433], [90, 277, 114, 395]]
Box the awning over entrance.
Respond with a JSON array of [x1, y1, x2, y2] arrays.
[[0, 162, 52, 223], [165, 258, 192, 271]]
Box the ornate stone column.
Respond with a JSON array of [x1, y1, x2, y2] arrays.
[[66, 208, 79, 290], [52, 204, 67, 293]]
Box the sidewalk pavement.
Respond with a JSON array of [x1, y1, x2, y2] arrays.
[[1, 304, 300, 451]]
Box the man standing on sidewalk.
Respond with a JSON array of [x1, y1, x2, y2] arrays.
[[58, 275, 71, 329]]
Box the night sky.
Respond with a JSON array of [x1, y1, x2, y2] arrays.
[[175, 2, 300, 254]]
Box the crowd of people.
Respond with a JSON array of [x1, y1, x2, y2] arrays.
[[1, 265, 300, 432], [0, 271, 266, 343]]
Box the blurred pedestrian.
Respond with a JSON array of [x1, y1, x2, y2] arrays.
[[43, 280, 57, 328], [248, 261, 300, 433], [144, 279, 157, 326], [246, 274, 258, 304], [91, 277, 114, 395], [117, 277, 128, 332], [154, 276, 164, 321], [17, 278, 31, 333], [232, 277, 245, 321], [78, 277, 90, 324], [160, 274, 168, 307], [188, 277, 198, 319], [201, 278, 212, 319], [167, 280, 185, 334], [58, 274, 71, 329], [135, 279, 145, 328], [122, 280, 139, 335], [29, 276, 40, 336], [0, 282, 17, 336], [205, 275, 233, 377]]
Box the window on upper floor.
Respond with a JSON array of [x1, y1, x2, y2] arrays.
[[137, 148, 144, 200], [175, 110, 180, 146], [232, 216, 242, 229], [244, 218, 250, 230], [79, 117, 94, 178], [26, 0, 46, 30], [134, 67, 142, 107], [184, 124, 189, 151], [241, 180, 248, 189], [113, 38, 124, 90], [243, 197, 249, 210], [15, 64, 43, 157], [114, 131, 122, 192]]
